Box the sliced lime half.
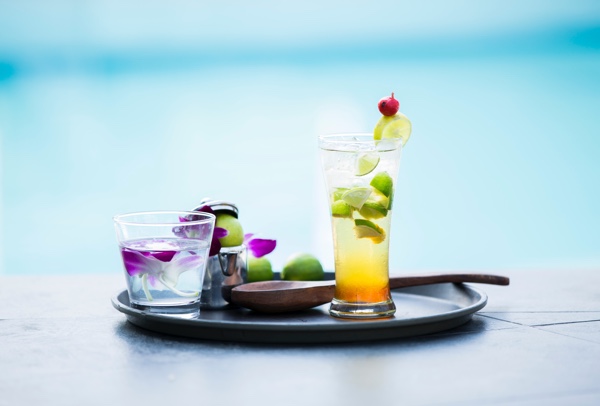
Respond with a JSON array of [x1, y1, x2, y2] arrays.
[[382, 112, 412, 145], [374, 115, 395, 141], [374, 112, 412, 146], [355, 152, 380, 176]]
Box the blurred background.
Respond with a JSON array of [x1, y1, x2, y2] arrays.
[[1, 0, 599, 276]]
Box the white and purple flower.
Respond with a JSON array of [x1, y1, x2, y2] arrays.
[[121, 248, 205, 301], [243, 233, 276, 258]]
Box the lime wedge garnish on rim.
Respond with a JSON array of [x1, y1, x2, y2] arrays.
[[356, 152, 380, 176], [382, 112, 411, 145], [374, 112, 412, 146], [341, 187, 372, 209], [370, 172, 393, 197], [374, 115, 394, 141], [354, 219, 386, 243]]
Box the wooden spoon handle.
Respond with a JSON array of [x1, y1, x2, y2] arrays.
[[230, 273, 509, 313], [389, 273, 509, 289]]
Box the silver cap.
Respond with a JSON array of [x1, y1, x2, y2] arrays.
[[193, 197, 239, 218]]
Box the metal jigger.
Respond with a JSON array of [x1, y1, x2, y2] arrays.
[[194, 198, 247, 310]]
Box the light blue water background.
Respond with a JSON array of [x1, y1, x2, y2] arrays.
[[1, 1, 599, 275]]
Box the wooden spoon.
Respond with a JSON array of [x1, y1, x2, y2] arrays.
[[230, 273, 509, 313]]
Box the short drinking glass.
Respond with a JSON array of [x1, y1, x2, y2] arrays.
[[113, 211, 215, 317], [319, 134, 402, 318]]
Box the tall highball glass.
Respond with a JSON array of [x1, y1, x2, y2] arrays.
[[319, 134, 402, 319]]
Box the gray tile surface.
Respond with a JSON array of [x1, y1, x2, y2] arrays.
[[537, 320, 600, 345], [478, 269, 600, 312], [1, 270, 600, 406], [0, 275, 122, 319], [481, 311, 600, 326]]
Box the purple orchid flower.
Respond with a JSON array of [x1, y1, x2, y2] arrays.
[[121, 247, 205, 300], [244, 233, 277, 258]]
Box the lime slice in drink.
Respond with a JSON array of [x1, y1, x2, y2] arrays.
[[331, 200, 353, 218], [370, 188, 390, 209], [332, 187, 349, 202], [374, 112, 412, 146], [341, 187, 372, 210], [370, 172, 394, 197], [358, 200, 388, 219], [355, 152, 380, 176], [354, 219, 386, 244]]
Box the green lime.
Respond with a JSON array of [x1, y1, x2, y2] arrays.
[[331, 200, 353, 218], [215, 214, 244, 247], [281, 253, 324, 281], [358, 200, 388, 219], [354, 219, 386, 244], [370, 172, 393, 197], [341, 187, 372, 209], [356, 152, 380, 176], [247, 255, 274, 282]]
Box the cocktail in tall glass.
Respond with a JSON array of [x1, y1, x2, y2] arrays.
[[319, 93, 411, 319]]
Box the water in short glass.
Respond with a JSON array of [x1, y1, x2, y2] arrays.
[[113, 211, 215, 318]]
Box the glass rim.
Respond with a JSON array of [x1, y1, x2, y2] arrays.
[[318, 132, 374, 142], [319, 132, 401, 152], [113, 210, 215, 226]]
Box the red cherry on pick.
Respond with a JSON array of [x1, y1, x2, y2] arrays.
[[378, 92, 400, 116]]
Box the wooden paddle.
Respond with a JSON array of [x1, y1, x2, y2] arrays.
[[230, 273, 509, 313]]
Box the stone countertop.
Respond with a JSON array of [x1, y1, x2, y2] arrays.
[[1, 269, 599, 406]]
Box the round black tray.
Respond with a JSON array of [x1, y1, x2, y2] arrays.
[[111, 281, 487, 344]]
